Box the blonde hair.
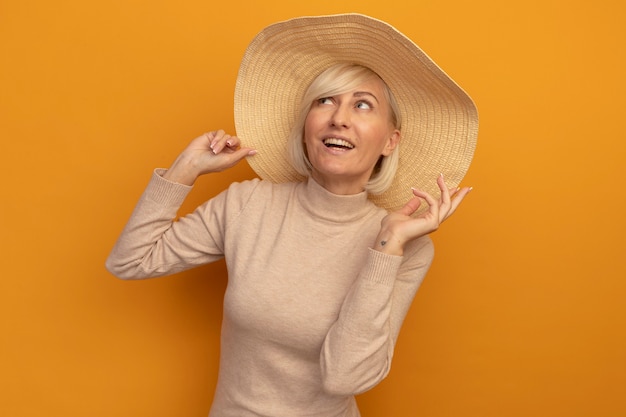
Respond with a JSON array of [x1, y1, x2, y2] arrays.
[[287, 63, 402, 195]]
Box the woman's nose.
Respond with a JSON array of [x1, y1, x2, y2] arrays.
[[330, 104, 350, 128]]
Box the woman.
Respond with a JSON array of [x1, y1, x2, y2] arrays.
[[106, 14, 478, 417]]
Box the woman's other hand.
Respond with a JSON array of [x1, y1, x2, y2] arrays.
[[374, 174, 472, 256], [163, 131, 256, 185]]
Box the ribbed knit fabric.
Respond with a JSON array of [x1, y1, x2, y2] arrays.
[[106, 170, 434, 417]]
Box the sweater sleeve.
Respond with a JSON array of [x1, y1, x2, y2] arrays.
[[105, 169, 234, 279], [320, 236, 434, 396]]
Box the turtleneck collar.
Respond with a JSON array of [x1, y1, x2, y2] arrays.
[[295, 176, 382, 223]]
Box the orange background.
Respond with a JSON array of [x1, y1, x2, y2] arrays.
[[2, 0, 625, 416]]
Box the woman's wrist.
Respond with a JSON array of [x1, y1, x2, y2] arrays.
[[162, 154, 200, 186], [372, 231, 405, 256]]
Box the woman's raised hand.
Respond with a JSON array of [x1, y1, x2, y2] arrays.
[[374, 174, 472, 256], [163, 130, 256, 185]]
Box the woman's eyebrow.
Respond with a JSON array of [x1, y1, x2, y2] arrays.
[[353, 91, 380, 103]]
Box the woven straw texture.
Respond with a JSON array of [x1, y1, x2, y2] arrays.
[[234, 13, 478, 212]]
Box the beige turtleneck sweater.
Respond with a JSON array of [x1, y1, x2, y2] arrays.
[[106, 169, 434, 417]]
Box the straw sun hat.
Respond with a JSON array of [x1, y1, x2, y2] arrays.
[[234, 13, 478, 212]]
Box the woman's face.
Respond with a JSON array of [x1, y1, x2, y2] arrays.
[[303, 76, 400, 195]]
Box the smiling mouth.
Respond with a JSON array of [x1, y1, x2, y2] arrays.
[[323, 138, 354, 150]]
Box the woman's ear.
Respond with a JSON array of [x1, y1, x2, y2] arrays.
[[382, 129, 401, 156]]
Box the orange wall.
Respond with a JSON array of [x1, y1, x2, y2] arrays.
[[2, 1, 625, 416]]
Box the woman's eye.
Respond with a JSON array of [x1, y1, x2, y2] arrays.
[[356, 101, 372, 110], [318, 97, 333, 105]]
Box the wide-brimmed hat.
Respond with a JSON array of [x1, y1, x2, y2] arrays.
[[234, 13, 478, 212]]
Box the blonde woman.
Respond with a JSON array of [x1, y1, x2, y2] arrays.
[[107, 14, 478, 417]]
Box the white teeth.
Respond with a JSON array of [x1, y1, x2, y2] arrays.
[[323, 138, 354, 149]]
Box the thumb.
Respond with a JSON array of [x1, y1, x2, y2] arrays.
[[397, 196, 422, 217], [224, 147, 257, 167]]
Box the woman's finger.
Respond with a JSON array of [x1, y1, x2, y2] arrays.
[[396, 196, 423, 217], [438, 174, 451, 218], [444, 187, 472, 220], [209, 131, 239, 154], [411, 187, 440, 222], [224, 136, 242, 152]]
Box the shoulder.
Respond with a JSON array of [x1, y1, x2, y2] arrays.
[[217, 178, 300, 212]]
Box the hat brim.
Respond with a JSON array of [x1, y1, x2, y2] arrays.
[[234, 13, 478, 212]]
